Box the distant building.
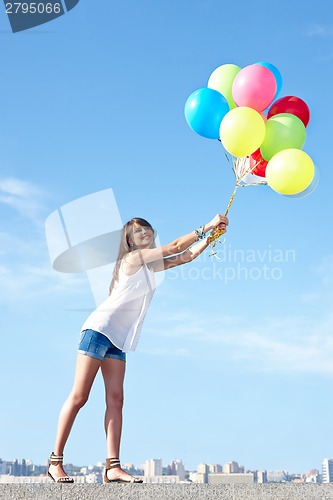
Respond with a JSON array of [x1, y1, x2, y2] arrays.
[[0, 461, 8, 475], [169, 459, 186, 480], [188, 471, 197, 482], [196, 463, 209, 484], [223, 461, 244, 474], [247, 469, 267, 483], [322, 459, 333, 483], [209, 472, 254, 485], [144, 475, 180, 484], [8, 459, 28, 476], [74, 473, 102, 483], [266, 470, 288, 483], [305, 469, 319, 483], [256, 470, 267, 484], [143, 459, 162, 477], [289, 473, 303, 484], [209, 464, 223, 473]]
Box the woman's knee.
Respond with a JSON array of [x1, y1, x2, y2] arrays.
[[106, 391, 124, 411], [69, 390, 89, 409]]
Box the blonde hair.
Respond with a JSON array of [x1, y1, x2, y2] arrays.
[[108, 217, 155, 295]]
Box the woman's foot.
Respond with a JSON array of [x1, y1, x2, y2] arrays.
[[106, 466, 142, 483], [104, 458, 143, 483], [48, 453, 74, 483]]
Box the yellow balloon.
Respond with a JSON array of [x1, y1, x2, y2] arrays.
[[266, 149, 315, 195], [208, 64, 242, 110], [219, 107, 266, 158]]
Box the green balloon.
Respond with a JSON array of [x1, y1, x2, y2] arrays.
[[261, 113, 306, 161], [208, 64, 242, 110]]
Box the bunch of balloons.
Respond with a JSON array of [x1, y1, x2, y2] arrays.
[[184, 62, 317, 197]]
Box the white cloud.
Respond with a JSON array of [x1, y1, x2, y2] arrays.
[[0, 178, 41, 197], [0, 260, 87, 304], [0, 227, 88, 305], [0, 177, 49, 223], [0, 230, 43, 258], [221, 316, 333, 375], [306, 24, 333, 37], [146, 308, 333, 376]]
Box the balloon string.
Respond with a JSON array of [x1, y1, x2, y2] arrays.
[[206, 155, 267, 254], [207, 183, 238, 248], [225, 185, 238, 215]]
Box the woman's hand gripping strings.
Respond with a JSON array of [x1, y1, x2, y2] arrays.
[[181, 214, 229, 263]]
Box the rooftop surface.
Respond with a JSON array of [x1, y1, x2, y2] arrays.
[[1, 483, 333, 500]]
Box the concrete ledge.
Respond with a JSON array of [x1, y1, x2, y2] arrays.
[[1, 484, 333, 500]]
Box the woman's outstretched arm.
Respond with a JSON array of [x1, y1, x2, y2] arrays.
[[125, 214, 229, 268], [153, 218, 228, 271]]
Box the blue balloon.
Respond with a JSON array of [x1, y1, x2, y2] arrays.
[[184, 88, 229, 139], [255, 62, 283, 99], [284, 166, 319, 198]]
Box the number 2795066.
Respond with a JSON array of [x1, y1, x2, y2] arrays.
[[5, 3, 62, 14]]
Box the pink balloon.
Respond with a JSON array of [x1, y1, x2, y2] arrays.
[[232, 65, 277, 112]]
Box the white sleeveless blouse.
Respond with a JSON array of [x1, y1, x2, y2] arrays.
[[81, 263, 156, 352]]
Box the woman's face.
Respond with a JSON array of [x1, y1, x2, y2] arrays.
[[130, 223, 154, 249]]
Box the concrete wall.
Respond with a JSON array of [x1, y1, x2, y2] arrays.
[[1, 483, 333, 499]]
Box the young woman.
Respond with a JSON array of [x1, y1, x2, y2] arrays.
[[48, 213, 228, 484]]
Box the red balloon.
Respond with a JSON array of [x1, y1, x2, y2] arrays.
[[267, 96, 310, 127], [250, 149, 268, 177]]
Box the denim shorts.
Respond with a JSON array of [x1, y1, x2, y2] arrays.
[[78, 329, 126, 362]]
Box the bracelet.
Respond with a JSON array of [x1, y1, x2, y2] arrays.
[[194, 225, 206, 241]]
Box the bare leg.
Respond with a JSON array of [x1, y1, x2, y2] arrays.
[[49, 353, 101, 480], [101, 357, 136, 481]]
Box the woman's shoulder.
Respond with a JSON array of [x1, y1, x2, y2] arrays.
[[120, 258, 143, 277], [120, 258, 154, 278]]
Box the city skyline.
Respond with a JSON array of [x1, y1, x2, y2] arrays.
[[0, 456, 324, 489], [0, 454, 325, 477]]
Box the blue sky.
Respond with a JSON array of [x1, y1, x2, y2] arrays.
[[0, 0, 333, 475]]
